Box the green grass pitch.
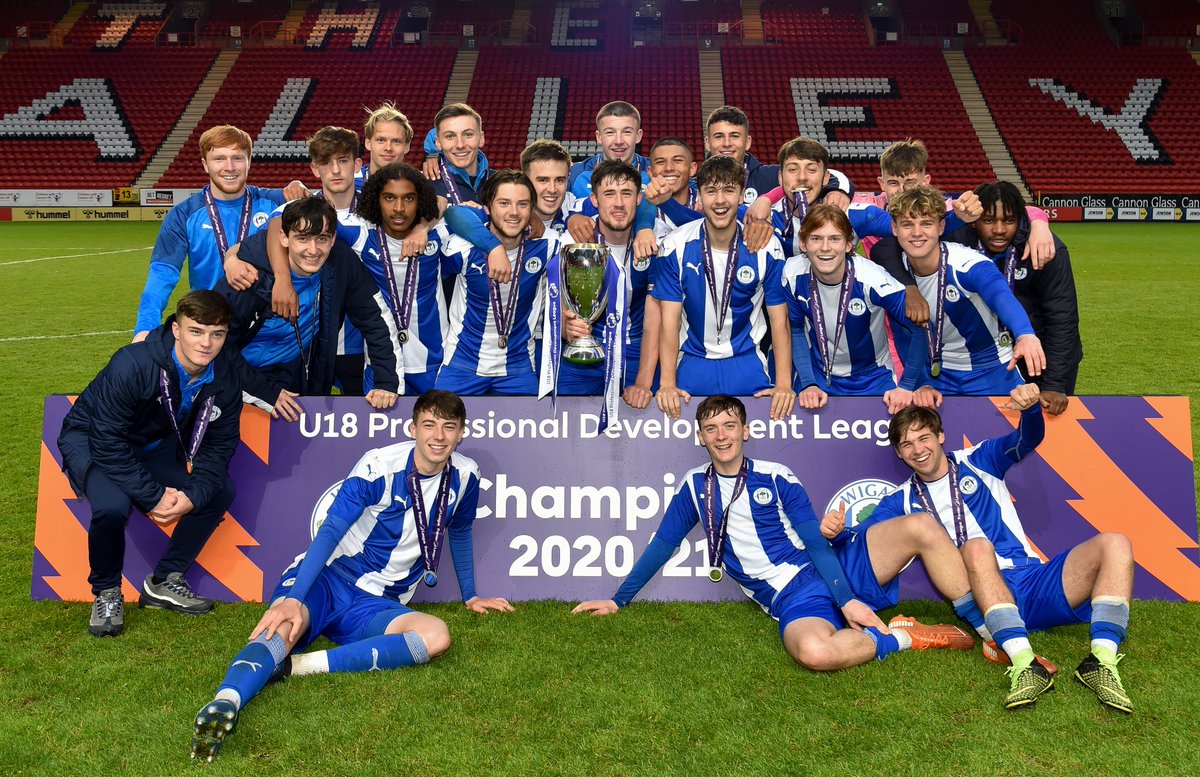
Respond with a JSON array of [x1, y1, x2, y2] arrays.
[[0, 221, 1198, 774]]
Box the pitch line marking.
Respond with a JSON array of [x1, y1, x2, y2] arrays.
[[0, 246, 152, 267], [0, 329, 128, 343]]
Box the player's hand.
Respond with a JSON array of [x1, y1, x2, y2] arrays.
[[572, 599, 619, 616], [633, 228, 658, 262], [821, 500, 847, 539], [422, 156, 441, 180], [465, 596, 514, 614], [1003, 382, 1041, 412], [272, 389, 302, 422], [563, 309, 592, 340], [1009, 334, 1045, 376], [223, 244, 258, 291], [282, 180, 310, 201], [913, 385, 943, 408], [952, 191, 983, 223], [744, 195, 774, 223], [401, 223, 430, 259], [882, 388, 914, 414], [271, 278, 299, 322], [796, 386, 828, 410], [841, 599, 888, 633], [823, 190, 851, 212], [250, 597, 305, 642], [642, 175, 674, 206], [1023, 219, 1056, 269], [151, 490, 194, 525], [1040, 390, 1069, 416], [904, 286, 930, 327], [487, 244, 513, 283], [622, 383, 653, 409], [742, 219, 774, 253], [656, 385, 691, 419], [132, 330, 150, 343], [364, 389, 398, 409], [755, 385, 796, 420], [566, 214, 594, 244], [147, 487, 182, 525], [525, 217, 545, 240]]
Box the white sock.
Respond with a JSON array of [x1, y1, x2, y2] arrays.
[[1001, 636, 1032, 658], [290, 650, 330, 677], [976, 625, 993, 641], [214, 688, 242, 710], [1091, 638, 1119, 657], [892, 629, 913, 651]]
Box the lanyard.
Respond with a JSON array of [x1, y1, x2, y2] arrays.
[[157, 368, 214, 474], [702, 459, 749, 582]]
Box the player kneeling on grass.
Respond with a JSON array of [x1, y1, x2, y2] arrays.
[[572, 395, 976, 672], [191, 390, 513, 761], [835, 383, 1135, 712]]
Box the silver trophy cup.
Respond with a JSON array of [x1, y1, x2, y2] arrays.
[[562, 243, 610, 365]]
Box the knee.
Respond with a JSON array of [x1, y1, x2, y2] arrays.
[[419, 623, 452, 659], [791, 636, 839, 672], [88, 495, 133, 528], [960, 537, 996, 569], [1097, 532, 1134, 564], [211, 478, 236, 515], [908, 512, 948, 546]]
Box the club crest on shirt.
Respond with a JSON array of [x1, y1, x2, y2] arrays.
[[959, 476, 978, 495], [753, 487, 773, 505], [423, 241, 438, 256], [309, 479, 346, 539], [209, 405, 222, 421], [737, 266, 756, 285], [1014, 267, 1028, 281], [253, 212, 269, 228], [945, 286, 961, 303], [848, 299, 867, 316], [743, 188, 759, 204], [525, 256, 543, 273], [552, 223, 567, 235], [825, 478, 899, 528], [633, 256, 651, 272]]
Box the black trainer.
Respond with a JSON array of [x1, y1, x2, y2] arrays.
[[190, 699, 239, 762], [89, 588, 124, 637], [140, 573, 213, 614]]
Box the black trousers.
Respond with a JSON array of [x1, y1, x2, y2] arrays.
[[61, 432, 235, 594]]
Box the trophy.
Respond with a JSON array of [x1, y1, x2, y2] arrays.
[[562, 243, 610, 365]]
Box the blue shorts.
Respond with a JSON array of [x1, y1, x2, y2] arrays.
[[270, 565, 413, 652], [835, 529, 900, 612], [822, 366, 898, 397], [434, 363, 538, 396], [770, 565, 845, 639], [677, 351, 771, 397], [363, 367, 436, 395], [932, 363, 1022, 396], [557, 358, 603, 395], [1001, 549, 1091, 633]]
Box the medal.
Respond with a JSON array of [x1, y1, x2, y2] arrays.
[[378, 229, 419, 347], [911, 458, 968, 547], [406, 454, 454, 589], [922, 242, 950, 381], [202, 185, 252, 258], [702, 459, 749, 583], [808, 257, 855, 384], [999, 331, 1012, 348], [930, 360, 941, 378], [700, 223, 742, 346], [158, 368, 215, 475], [488, 238, 524, 353]]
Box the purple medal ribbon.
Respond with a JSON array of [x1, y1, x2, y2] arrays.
[[781, 190, 809, 248], [686, 187, 699, 212], [982, 239, 1019, 347], [488, 239, 525, 350], [807, 258, 856, 383], [925, 242, 950, 377], [701, 223, 742, 346], [437, 155, 465, 207], [157, 368, 215, 474], [702, 459, 749, 580], [378, 228, 419, 344], [406, 459, 453, 587], [202, 185, 252, 257], [910, 458, 968, 547]]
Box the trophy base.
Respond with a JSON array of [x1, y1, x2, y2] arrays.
[[563, 336, 605, 366]]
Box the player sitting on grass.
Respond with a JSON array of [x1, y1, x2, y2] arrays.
[[191, 390, 514, 761], [573, 395, 977, 673], [836, 383, 1135, 712]]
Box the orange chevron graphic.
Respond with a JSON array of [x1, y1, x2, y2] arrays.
[[239, 404, 273, 465], [151, 507, 262, 602], [36, 443, 138, 601], [993, 397, 1200, 600], [1144, 396, 1194, 461]]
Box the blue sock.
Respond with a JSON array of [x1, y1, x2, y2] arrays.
[[326, 632, 430, 674], [864, 627, 900, 661], [1090, 596, 1129, 652], [984, 603, 1031, 660], [216, 633, 288, 709], [952, 592, 990, 640]]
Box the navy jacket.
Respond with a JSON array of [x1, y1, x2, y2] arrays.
[[218, 230, 402, 395], [58, 323, 243, 512]]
